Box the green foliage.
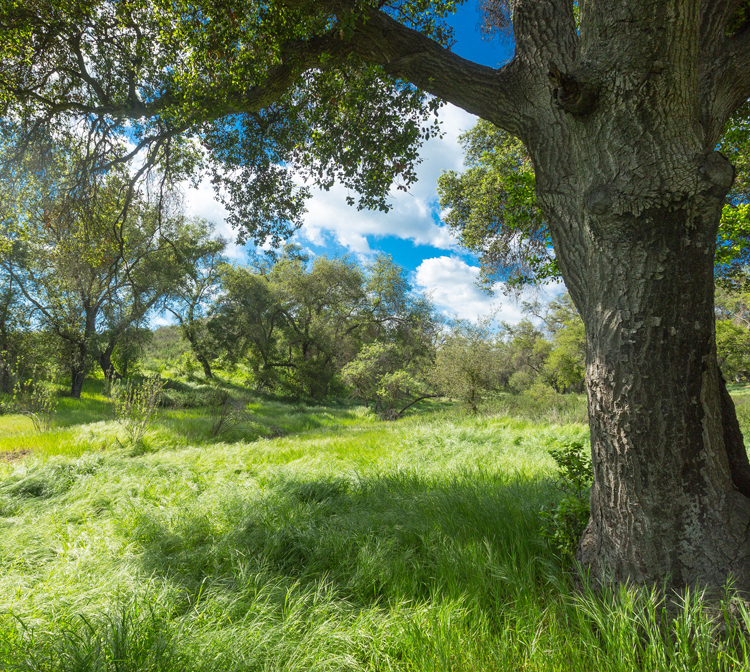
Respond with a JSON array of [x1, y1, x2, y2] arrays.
[[0, 0, 451, 246], [715, 284, 750, 382], [206, 383, 250, 438], [141, 327, 192, 373], [431, 315, 501, 412], [159, 379, 218, 409], [540, 440, 593, 559], [443, 107, 750, 292], [341, 341, 432, 418], [211, 251, 436, 401], [162, 219, 229, 380], [501, 319, 551, 393], [0, 137, 194, 395], [111, 376, 165, 448], [12, 374, 58, 433], [716, 203, 750, 287], [110, 327, 153, 379], [437, 120, 556, 291], [716, 320, 750, 382], [538, 294, 586, 393], [0, 271, 29, 393]]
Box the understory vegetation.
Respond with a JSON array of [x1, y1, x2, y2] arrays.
[[1, 377, 750, 671]]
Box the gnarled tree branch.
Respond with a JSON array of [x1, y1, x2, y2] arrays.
[[344, 5, 531, 136]]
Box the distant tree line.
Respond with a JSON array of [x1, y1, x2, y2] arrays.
[[3, 135, 749, 408]]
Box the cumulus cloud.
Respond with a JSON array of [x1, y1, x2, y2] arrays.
[[298, 103, 477, 254], [414, 256, 507, 322], [181, 103, 478, 260], [415, 256, 567, 324], [182, 179, 251, 259]]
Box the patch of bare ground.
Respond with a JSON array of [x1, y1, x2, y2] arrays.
[[0, 449, 32, 463]]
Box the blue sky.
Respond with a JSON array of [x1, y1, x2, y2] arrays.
[[183, 3, 558, 324]]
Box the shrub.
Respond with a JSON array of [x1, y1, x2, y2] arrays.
[[540, 439, 593, 560], [431, 316, 502, 413], [112, 376, 164, 446], [160, 380, 216, 408], [207, 384, 250, 438], [13, 375, 58, 433], [342, 342, 433, 419]]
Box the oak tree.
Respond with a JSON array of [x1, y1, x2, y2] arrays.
[[162, 218, 229, 379], [0, 140, 186, 396], [3, 0, 750, 590]]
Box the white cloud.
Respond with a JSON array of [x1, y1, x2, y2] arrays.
[[298, 103, 477, 255], [182, 103, 477, 259], [183, 179, 248, 259], [414, 256, 506, 322], [415, 256, 567, 324], [151, 312, 173, 328]]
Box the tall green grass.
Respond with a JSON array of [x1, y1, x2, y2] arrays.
[[1, 384, 749, 670]]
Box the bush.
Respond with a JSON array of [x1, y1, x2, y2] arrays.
[[160, 380, 217, 408], [206, 384, 251, 438], [540, 439, 593, 560], [112, 376, 165, 447], [431, 316, 502, 413], [13, 375, 58, 433], [342, 342, 432, 419]]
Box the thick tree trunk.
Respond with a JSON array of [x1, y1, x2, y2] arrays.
[[71, 366, 85, 399], [504, 0, 750, 587], [545, 181, 750, 591], [196, 353, 213, 379], [99, 345, 122, 381]]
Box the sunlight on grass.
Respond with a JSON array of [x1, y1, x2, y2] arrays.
[[1, 383, 749, 670]]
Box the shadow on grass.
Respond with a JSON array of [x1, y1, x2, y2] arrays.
[[128, 469, 560, 616], [55, 393, 113, 427], [153, 401, 375, 446]]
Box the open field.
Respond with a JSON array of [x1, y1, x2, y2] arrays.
[[1, 381, 750, 670]]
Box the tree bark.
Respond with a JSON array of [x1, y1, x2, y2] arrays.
[[474, 0, 750, 592], [1, 363, 11, 395], [533, 153, 750, 589], [71, 354, 86, 399], [576, 204, 750, 589], [70, 310, 96, 399], [196, 352, 213, 380], [99, 343, 122, 381]]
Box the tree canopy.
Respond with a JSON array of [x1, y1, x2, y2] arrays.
[[5, 0, 750, 591], [440, 108, 750, 292]]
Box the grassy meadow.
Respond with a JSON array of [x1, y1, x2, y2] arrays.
[[1, 378, 750, 671]]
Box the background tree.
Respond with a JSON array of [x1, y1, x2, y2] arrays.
[[341, 341, 435, 418], [716, 320, 750, 382], [342, 255, 439, 415], [0, 141, 184, 397], [528, 294, 586, 394], [212, 249, 438, 400], [0, 268, 29, 393], [210, 262, 287, 391], [5, 0, 750, 589], [431, 316, 502, 413], [163, 219, 228, 379], [363, 254, 439, 365], [94, 196, 189, 381], [438, 120, 556, 291], [500, 320, 551, 393], [715, 283, 750, 382], [715, 103, 750, 287], [270, 251, 368, 398]]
